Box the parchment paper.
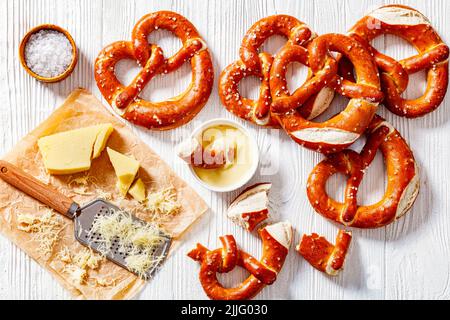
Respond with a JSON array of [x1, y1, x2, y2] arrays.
[[0, 89, 209, 300]]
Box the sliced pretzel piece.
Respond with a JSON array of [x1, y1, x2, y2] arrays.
[[274, 33, 383, 154], [227, 183, 271, 231], [307, 115, 420, 228], [297, 230, 352, 276], [95, 11, 214, 130], [348, 5, 449, 118], [187, 222, 292, 300], [177, 136, 236, 169]]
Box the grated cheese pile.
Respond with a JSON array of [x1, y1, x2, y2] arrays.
[[88, 210, 168, 279], [68, 174, 112, 200], [59, 246, 107, 286], [16, 210, 64, 257], [146, 187, 181, 218]]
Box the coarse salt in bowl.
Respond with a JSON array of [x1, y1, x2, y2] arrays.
[[19, 24, 78, 83]]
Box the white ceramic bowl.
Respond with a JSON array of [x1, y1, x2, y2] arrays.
[[186, 118, 259, 193]]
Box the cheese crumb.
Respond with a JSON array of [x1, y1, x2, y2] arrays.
[[73, 248, 102, 270], [95, 278, 116, 287], [146, 187, 181, 218], [59, 247, 105, 286], [16, 210, 63, 257], [58, 246, 72, 263]]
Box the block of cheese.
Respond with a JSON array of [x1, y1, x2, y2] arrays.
[[107, 148, 140, 196], [128, 178, 146, 202], [38, 124, 114, 175]]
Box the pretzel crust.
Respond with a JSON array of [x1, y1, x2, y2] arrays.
[[219, 15, 332, 127], [307, 115, 420, 228], [95, 11, 214, 130], [348, 5, 449, 118], [274, 33, 382, 154], [297, 230, 352, 276], [187, 222, 292, 300]]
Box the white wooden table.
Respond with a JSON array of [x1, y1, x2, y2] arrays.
[[1, 0, 449, 300]]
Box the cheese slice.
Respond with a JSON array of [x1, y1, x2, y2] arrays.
[[92, 125, 115, 159], [107, 148, 140, 196], [38, 124, 114, 175], [129, 178, 146, 202]]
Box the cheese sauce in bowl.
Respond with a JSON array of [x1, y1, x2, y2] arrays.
[[188, 119, 259, 192]]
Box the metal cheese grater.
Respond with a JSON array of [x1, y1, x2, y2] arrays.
[[0, 160, 171, 279]]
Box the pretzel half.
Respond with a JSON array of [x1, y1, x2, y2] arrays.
[[297, 230, 352, 276], [227, 183, 272, 231], [95, 11, 214, 130], [219, 15, 333, 127], [273, 33, 383, 154], [348, 5, 449, 118], [307, 115, 419, 228], [187, 222, 292, 300]]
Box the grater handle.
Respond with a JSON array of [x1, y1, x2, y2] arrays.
[[0, 160, 79, 219]]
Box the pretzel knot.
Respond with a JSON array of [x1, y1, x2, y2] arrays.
[[307, 115, 420, 228], [95, 11, 214, 130], [219, 15, 331, 127], [187, 222, 292, 300], [273, 33, 384, 154], [348, 5, 449, 118]]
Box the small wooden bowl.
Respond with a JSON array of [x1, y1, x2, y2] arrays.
[[19, 24, 78, 83]]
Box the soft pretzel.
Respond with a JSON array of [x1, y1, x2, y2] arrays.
[[269, 39, 338, 115], [95, 11, 214, 130], [273, 33, 383, 154], [187, 222, 292, 300], [219, 15, 333, 127], [307, 115, 419, 228], [297, 230, 352, 276], [348, 5, 449, 118]]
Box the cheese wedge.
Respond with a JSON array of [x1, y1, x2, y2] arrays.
[[107, 148, 140, 196], [128, 178, 146, 202], [92, 125, 115, 159], [38, 124, 114, 175]]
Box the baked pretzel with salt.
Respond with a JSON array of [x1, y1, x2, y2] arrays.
[[348, 5, 449, 118], [187, 222, 292, 300], [307, 115, 419, 228], [272, 33, 384, 154], [297, 230, 352, 276], [219, 15, 333, 126], [95, 11, 214, 130]]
